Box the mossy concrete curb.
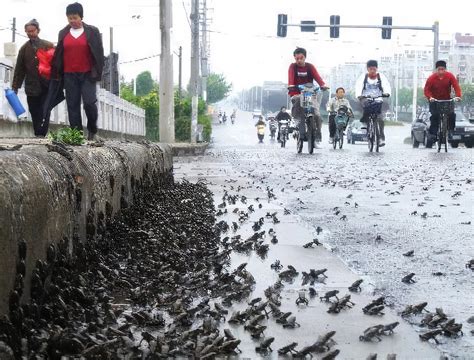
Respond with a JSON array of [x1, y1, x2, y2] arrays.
[[0, 140, 173, 315]]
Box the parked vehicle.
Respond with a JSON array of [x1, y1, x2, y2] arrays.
[[450, 110, 474, 148], [384, 111, 395, 121], [347, 119, 367, 144], [412, 109, 473, 149]]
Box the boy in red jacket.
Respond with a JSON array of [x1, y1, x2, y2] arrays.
[[424, 60, 462, 145]]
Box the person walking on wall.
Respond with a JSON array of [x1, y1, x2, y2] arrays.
[[51, 2, 104, 140], [12, 19, 54, 137]]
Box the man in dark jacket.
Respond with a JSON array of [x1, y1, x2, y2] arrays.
[[12, 19, 54, 137], [51, 2, 104, 140]]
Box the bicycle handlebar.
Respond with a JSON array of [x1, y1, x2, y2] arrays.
[[358, 94, 390, 100], [431, 98, 456, 103]]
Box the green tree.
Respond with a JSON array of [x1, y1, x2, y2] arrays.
[[397, 88, 412, 112], [120, 81, 141, 106], [206, 73, 232, 103], [136, 71, 156, 97], [461, 83, 474, 106]]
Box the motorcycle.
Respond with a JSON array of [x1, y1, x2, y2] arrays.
[[269, 120, 277, 140], [279, 121, 289, 148]]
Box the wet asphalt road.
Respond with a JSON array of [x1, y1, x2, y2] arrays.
[[175, 110, 473, 359]]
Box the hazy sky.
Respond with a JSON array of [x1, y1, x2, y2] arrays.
[[1, 0, 472, 92]]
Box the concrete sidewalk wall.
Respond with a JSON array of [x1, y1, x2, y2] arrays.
[[0, 141, 173, 315]]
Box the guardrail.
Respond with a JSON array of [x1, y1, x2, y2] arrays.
[[0, 64, 145, 137]]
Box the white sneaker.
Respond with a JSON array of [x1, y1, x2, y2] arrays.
[[379, 140, 385, 147], [329, 137, 334, 144], [315, 142, 322, 149]]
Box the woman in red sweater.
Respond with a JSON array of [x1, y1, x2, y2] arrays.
[[424, 60, 462, 146], [51, 2, 104, 141]]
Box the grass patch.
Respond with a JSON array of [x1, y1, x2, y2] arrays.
[[385, 120, 404, 126], [48, 128, 85, 145]]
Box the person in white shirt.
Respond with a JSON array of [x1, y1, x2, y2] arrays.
[[355, 60, 391, 146]]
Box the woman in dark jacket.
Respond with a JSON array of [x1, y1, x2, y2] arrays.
[[51, 2, 104, 140], [12, 19, 54, 137]]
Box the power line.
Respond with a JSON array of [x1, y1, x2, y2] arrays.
[[182, 0, 192, 30], [119, 53, 160, 65]]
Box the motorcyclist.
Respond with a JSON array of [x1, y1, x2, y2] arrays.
[[326, 87, 353, 144], [222, 112, 227, 123], [230, 109, 236, 123], [255, 116, 266, 143], [355, 60, 391, 147], [276, 106, 291, 142], [423, 60, 462, 147], [288, 47, 328, 148], [218, 110, 222, 123], [268, 116, 278, 139]]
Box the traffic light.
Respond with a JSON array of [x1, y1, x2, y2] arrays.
[[330, 15, 340, 38], [382, 16, 392, 39], [277, 14, 288, 37], [300, 20, 316, 32]]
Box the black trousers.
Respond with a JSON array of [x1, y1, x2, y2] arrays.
[[26, 86, 49, 137], [64, 72, 98, 134], [428, 102, 455, 136]]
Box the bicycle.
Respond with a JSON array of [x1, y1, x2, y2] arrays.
[[331, 107, 352, 150], [359, 94, 389, 152], [432, 99, 455, 153], [294, 84, 325, 154]]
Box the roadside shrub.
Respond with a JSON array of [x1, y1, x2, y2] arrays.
[[48, 128, 85, 145]]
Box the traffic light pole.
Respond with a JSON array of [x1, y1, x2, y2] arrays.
[[279, 20, 440, 67]]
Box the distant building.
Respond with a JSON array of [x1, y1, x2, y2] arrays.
[[439, 33, 474, 84]]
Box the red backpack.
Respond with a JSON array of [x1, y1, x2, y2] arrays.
[[36, 47, 55, 79]]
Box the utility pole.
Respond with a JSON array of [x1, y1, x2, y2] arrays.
[[201, 0, 208, 102], [109, 27, 113, 95], [412, 50, 418, 123], [178, 46, 182, 98], [433, 21, 439, 67], [12, 17, 16, 42], [190, 0, 200, 143], [159, 0, 175, 142]]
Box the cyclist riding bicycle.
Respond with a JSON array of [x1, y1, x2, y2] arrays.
[[288, 47, 328, 148], [355, 60, 391, 147], [326, 87, 353, 144], [276, 106, 291, 142], [423, 60, 462, 147]]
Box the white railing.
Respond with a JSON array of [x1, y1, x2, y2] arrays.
[[0, 64, 145, 137]]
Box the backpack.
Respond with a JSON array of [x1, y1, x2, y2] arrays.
[[363, 73, 384, 92]]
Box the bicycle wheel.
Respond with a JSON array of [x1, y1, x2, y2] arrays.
[[367, 119, 374, 152], [281, 133, 286, 148], [442, 114, 448, 152], [333, 130, 337, 150], [375, 119, 380, 153], [437, 115, 444, 153], [339, 130, 344, 149], [307, 116, 315, 154]]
